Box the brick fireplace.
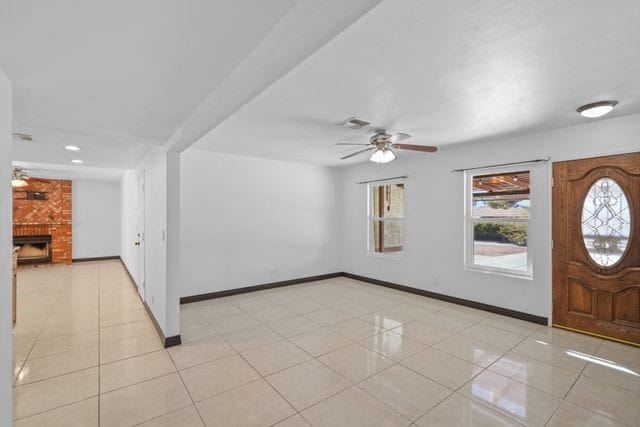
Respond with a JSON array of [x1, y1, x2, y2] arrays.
[[13, 179, 72, 264]]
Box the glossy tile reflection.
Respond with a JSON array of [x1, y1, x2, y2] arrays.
[[12, 261, 640, 426]]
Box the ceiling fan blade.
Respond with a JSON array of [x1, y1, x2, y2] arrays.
[[335, 142, 370, 146], [388, 132, 411, 144], [340, 147, 375, 160], [392, 143, 438, 153]]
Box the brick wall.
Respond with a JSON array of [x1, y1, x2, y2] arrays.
[[13, 179, 72, 264]]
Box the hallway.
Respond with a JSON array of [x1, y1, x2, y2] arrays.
[[12, 260, 167, 425]]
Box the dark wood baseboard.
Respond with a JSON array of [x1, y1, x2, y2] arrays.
[[118, 257, 181, 348], [140, 297, 182, 347], [180, 270, 546, 326], [120, 257, 137, 287], [179, 272, 343, 304], [123, 258, 546, 344], [164, 335, 182, 347], [342, 272, 548, 325], [180, 270, 546, 325], [72, 255, 120, 262]]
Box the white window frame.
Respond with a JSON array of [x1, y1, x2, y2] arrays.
[[464, 167, 533, 278], [367, 178, 405, 258]]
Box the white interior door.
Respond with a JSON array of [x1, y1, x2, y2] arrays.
[[137, 172, 146, 300]]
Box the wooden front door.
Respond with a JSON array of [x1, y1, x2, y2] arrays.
[[553, 152, 640, 345]]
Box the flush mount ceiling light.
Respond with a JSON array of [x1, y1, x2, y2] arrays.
[[577, 100, 618, 118], [65, 145, 80, 151], [70, 159, 83, 164], [370, 148, 396, 164]]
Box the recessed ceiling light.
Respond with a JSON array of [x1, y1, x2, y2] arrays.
[[577, 100, 618, 118], [70, 159, 83, 164], [65, 145, 80, 151]]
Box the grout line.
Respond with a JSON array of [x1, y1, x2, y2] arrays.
[[11, 393, 100, 422], [233, 350, 302, 423], [167, 310, 207, 425], [12, 261, 139, 423], [544, 338, 603, 425], [130, 403, 196, 427], [18, 267, 626, 426], [189, 292, 364, 419], [97, 262, 102, 426], [353, 360, 454, 424], [13, 265, 73, 387], [12, 358, 100, 388], [186, 284, 540, 423]]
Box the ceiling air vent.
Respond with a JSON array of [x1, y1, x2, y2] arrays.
[[13, 133, 34, 142], [340, 117, 370, 129]]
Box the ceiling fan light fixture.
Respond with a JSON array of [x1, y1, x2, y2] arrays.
[[369, 149, 384, 163], [382, 149, 396, 163], [12, 178, 28, 187], [370, 148, 396, 164], [577, 100, 617, 118]]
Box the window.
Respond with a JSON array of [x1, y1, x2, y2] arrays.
[[465, 170, 531, 276], [368, 180, 404, 254]]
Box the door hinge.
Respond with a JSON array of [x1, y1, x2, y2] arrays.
[[551, 240, 554, 250], [551, 177, 554, 187]]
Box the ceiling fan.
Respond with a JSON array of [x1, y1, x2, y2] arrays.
[[337, 127, 437, 164], [12, 166, 50, 187]]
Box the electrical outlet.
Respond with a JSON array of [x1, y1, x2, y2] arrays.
[[151, 295, 155, 305], [432, 278, 439, 287]]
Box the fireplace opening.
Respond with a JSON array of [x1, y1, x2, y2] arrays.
[[14, 235, 52, 265]]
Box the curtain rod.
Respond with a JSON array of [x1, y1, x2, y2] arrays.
[[358, 175, 408, 184], [451, 156, 550, 173]]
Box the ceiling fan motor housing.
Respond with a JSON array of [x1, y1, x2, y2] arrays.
[[371, 130, 392, 148]]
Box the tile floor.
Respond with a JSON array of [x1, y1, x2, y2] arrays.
[[11, 260, 640, 426]]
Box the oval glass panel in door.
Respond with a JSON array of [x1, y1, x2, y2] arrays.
[[581, 177, 631, 267]]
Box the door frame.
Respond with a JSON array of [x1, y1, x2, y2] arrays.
[[137, 171, 146, 301]]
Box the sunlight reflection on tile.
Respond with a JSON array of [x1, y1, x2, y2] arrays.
[[565, 350, 640, 377]]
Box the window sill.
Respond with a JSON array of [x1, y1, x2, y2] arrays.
[[465, 265, 533, 281], [367, 252, 404, 261]]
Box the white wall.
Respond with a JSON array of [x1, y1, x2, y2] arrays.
[[0, 66, 14, 425], [119, 146, 182, 337], [72, 180, 121, 259], [339, 113, 640, 319], [180, 149, 341, 297]]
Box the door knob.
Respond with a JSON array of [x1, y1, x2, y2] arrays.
[[134, 241, 140, 246]]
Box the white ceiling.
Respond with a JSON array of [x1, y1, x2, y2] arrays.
[[12, 161, 126, 182], [2, 0, 299, 169], [3, 1, 640, 174], [193, 0, 640, 166]]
